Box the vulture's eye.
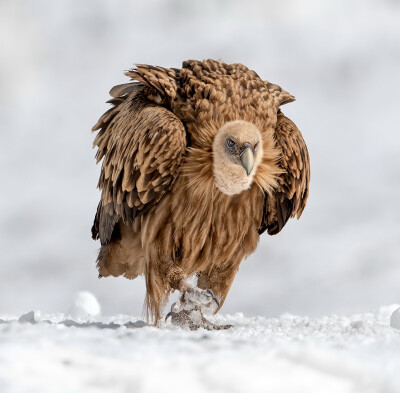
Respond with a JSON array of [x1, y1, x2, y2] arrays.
[[254, 142, 259, 151], [226, 138, 236, 150]]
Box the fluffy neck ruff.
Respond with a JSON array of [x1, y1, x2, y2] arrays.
[[181, 120, 282, 200]]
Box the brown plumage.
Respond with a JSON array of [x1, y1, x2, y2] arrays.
[[91, 59, 310, 326]]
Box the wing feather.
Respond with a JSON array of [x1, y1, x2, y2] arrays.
[[259, 110, 310, 235], [92, 85, 187, 245]]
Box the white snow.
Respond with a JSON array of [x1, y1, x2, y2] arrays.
[[69, 291, 101, 319], [1, 306, 400, 393]]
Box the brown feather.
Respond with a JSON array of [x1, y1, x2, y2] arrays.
[[91, 83, 186, 246], [259, 110, 310, 235]]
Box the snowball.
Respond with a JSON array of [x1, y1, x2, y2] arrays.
[[69, 291, 101, 319], [19, 310, 41, 324], [390, 307, 400, 330]]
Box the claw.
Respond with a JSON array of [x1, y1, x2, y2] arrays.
[[201, 317, 233, 330], [165, 285, 233, 330], [205, 290, 219, 307]]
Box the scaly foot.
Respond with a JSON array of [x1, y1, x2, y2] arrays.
[[166, 284, 233, 330]]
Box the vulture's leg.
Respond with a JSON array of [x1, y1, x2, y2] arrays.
[[166, 281, 232, 330], [196, 264, 239, 312]]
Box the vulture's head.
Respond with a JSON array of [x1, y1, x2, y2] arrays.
[[213, 120, 273, 195]]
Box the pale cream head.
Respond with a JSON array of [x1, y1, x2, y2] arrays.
[[212, 120, 264, 195]]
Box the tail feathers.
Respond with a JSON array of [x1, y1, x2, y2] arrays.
[[95, 224, 146, 280], [144, 264, 171, 325]]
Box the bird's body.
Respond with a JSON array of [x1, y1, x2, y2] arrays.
[[91, 59, 310, 328]]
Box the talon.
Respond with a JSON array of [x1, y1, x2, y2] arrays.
[[205, 289, 213, 298], [205, 289, 218, 303], [166, 285, 231, 330], [210, 292, 220, 307]]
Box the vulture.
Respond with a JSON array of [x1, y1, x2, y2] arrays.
[[91, 59, 310, 330]]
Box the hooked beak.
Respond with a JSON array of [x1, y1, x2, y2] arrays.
[[240, 146, 254, 176]]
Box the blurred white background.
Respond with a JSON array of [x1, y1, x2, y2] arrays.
[[1, 0, 399, 318]]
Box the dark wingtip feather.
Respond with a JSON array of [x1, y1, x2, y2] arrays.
[[109, 83, 139, 98], [265, 194, 293, 236]]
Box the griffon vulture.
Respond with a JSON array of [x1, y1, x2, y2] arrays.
[[91, 59, 310, 330]]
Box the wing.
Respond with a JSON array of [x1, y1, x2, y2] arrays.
[[259, 110, 310, 235], [91, 83, 187, 245]]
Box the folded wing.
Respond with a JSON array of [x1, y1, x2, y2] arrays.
[[259, 110, 310, 235], [91, 83, 187, 245]]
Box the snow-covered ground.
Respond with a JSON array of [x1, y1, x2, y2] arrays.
[[1, 300, 400, 393]]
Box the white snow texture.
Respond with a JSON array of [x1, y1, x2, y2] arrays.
[[1, 302, 400, 393], [1, 0, 400, 392]]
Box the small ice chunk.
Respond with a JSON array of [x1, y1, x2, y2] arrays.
[[390, 307, 400, 330], [19, 310, 41, 324], [69, 291, 101, 319]]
